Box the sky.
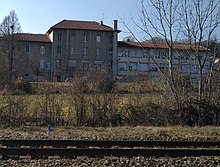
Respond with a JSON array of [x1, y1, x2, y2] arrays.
[[0, 0, 142, 40], [1, 0, 220, 42]]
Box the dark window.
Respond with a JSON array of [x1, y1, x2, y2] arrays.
[[57, 46, 62, 53], [109, 48, 113, 56], [96, 48, 100, 56], [56, 59, 61, 65], [58, 33, 62, 41], [26, 45, 30, 52]]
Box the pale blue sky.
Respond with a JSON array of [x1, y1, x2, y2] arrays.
[[0, 0, 142, 40], [1, 1, 219, 41]]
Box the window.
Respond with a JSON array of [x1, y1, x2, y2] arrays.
[[57, 46, 62, 53], [124, 49, 129, 57], [84, 35, 87, 43], [96, 48, 100, 56], [129, 62, 137, 71], [190, 64, 198, 73], [139, 63, 148, 72], [160, 51, 167, 59], [96, 35, 101, 43], [83, 47, 88, 55], [40, 60, 45, 69], [118, 62, 127, 71], [159, 63, 168, 71], [25, 45, 30, 53], [56, 59, 61, 65], [149, 64, 158, 72], [68, 60, 76, 71], [130, 50, 136, 58], [46, 62, 51, 70], [137, 50, 142, 58], [143, 50, 148, 58], [202, 66, 208, 74], [155, 51, 161, 59], [70, 47, 75, 54], [40, 46, 45, 55], [109, 49, 113, 56], [118, 49, 123, 57], [181, 64, 189, 73], [58, 33, 62, 41]]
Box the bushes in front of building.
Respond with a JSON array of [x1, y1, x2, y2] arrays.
[[0, 72, 219, 127]]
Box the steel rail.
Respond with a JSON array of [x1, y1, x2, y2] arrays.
[[0, 139, 219, 148], [0, 147, 219, 158]]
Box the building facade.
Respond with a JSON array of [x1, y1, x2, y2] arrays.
[[7, 20, 210, 82], [47, 19, 119, 81], [117, 41, 210, 81], [13, 19, 119, 81], [15, 33, 52, 80]]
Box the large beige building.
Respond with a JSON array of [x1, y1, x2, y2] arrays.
[[117, 41, 210, 81]]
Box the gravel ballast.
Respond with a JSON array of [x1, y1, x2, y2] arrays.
[[0, 126, 219, 166]]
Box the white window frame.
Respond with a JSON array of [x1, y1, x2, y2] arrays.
[[40, 46, 45, 55], [70, 47, 75, 54], [96, 35, 101, 43], [96, 48, 100, 56]]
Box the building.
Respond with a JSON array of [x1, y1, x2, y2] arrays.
[[13, 19, 120, 81], [15, 33, 52, 80], [46, 19, 119, 81], [2, 20, 210, 82], [117, 41, 210, 81]]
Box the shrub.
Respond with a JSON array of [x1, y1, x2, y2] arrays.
[[14, 79, 34, 94], [98, 80, 116, 93]]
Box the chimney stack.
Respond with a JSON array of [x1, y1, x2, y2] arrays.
[[113, 20, 118, 31], [100, 21, 103, 25]]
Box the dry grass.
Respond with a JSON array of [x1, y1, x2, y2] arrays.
[[0, 126, 219, 140]]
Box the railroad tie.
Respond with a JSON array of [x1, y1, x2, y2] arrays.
[[48, 155, 60, 160]]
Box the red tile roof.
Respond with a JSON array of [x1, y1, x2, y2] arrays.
[[47, 19, 114, 33], [15, 33, 51, 43], [118, 41, 207, 51]]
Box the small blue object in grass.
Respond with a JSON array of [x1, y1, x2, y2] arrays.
[[48, 124, 52, 136]]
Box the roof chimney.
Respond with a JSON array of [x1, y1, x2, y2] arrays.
[[113, 20, 118, 31], [100, 21, 103, 25]]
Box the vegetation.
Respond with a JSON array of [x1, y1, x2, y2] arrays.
[[0, 73, 219, 128]]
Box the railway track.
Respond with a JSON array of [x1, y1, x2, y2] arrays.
[[0, 139, 219, 159]]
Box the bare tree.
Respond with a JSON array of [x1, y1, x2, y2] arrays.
[[128, 0, 220, 100], [0, 10, 22, 81], [179, 0, 220, 100], [136, 0, 182, 108], [121, 0, 220, 125]]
